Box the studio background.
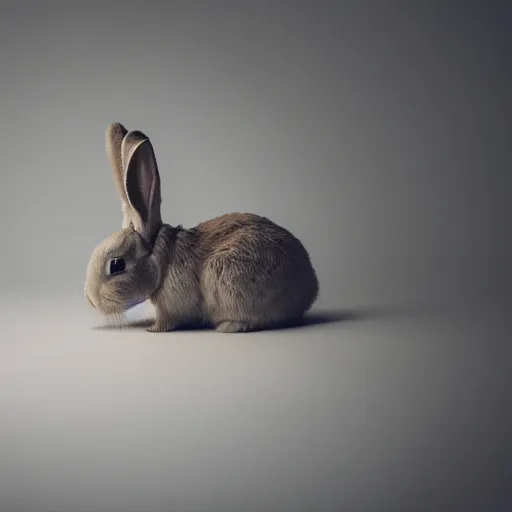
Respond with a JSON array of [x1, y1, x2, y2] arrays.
[[2, 1, 511, 306], [1, 2, 511, 512]]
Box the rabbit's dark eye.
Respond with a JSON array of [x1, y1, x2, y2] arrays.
[[109, 257, 126, 275]]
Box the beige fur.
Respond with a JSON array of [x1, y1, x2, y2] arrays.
[[84, 123, 319, 333]]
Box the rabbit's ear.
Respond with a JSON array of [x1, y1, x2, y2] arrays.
[[121, 130, 163, 244], [105, 122, 132, 229]]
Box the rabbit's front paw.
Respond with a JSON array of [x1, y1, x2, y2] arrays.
[[215, 320, 252, 333], [147, 319, 177, 333]]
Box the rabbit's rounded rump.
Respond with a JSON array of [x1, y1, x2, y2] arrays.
[[198, 213, 318, 332]]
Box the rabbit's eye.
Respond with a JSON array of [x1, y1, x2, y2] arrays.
[[108, 257, 126, 275]]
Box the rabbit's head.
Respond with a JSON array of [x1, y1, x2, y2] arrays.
[[84, 123, 164, 315]]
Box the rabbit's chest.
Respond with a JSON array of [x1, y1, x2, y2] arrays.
[[150, 259, 203, 319]]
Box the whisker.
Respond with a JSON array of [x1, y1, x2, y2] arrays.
[[117, 313, 128, 329], [105, 312, 128, 329]]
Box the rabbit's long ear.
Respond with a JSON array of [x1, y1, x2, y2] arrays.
[[105, 122, 132, 229], [121, 130, 163, 244]]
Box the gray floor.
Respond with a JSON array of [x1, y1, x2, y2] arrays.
[[1, 296, 511, 512]]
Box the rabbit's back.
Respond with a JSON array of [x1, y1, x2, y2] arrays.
[[193, 213, 318, 331]]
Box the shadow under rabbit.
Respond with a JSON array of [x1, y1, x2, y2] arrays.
[[91, 305, 417, 332]]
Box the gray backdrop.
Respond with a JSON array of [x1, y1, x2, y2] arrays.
[[1, 3, 512, 512], [1, 1, 511, 307]]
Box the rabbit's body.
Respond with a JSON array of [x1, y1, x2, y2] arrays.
[[149, 212, 318, 332], [84, 123, 319, 333]]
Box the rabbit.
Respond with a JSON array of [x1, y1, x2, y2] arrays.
[[84, 122, 319, 333]]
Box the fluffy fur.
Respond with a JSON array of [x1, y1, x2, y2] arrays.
[[84, 123, 319, 333]]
